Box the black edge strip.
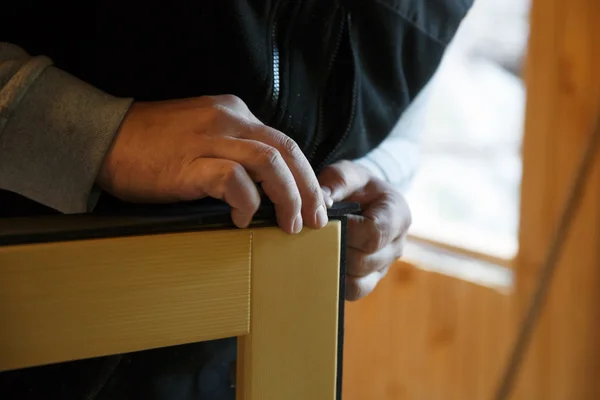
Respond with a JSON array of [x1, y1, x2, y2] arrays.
[[334, 214, 348, 400], [0, 202, 360, 247]]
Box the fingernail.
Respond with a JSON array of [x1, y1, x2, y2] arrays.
[[324, 196, 334, 208], [293, 214, 303, 234], [321, 186, 332, 197], [315, 205, 328, 228]]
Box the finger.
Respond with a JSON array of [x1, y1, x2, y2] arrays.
[[346, 183, 411, 253], [322, 189, 334, 208], [199, 136, 303, 234], [240, 124, 328, 229], [178, 158, 261, 229], [346, 265, 390, 301], [318, 160, 371, 202], [347, 237, 404, 278]]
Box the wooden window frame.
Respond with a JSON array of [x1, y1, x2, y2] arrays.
[[0, 214, 348, 400]]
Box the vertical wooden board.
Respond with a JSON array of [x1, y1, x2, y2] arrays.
[[344, 263, 399, 400], [237, 221, 341, 400], [426, 270, 459, 400], [477, 283, 512, 400], [344, 262, 415, 400], [391, 262, 428, 400], [0, 230, 252, 371], [456, 279, 478, 400], [343, 261, 511, 400], [514, 0, 600, 398]]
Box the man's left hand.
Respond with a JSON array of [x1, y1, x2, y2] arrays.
[[319, 160, 412, 301]]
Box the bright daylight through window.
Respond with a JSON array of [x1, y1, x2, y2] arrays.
[[404, 0, 530, 263]]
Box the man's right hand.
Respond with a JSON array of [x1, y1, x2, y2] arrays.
[[97, 95, 328, 234]]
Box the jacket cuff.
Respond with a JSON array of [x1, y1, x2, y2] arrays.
[[0, 62, 132, 213]]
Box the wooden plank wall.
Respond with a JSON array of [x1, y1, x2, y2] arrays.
[[513, 0, 600, 398], [343, 261, 512, 400]]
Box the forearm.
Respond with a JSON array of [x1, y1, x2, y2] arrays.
[[0, 42, 132, 213]]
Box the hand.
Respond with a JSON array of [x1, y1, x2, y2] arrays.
[[97, 95, 328, 234], [319, 160, 411, 300]]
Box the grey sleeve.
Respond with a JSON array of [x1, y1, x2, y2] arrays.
[[0, 42, 133, 213]]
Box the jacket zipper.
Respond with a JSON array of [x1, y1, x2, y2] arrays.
[[315, 75, 357, 172], [272, 7, 353, 170], [307, 15, 346, 166], [271, 22, 281, 111], [269, 1, 285, 125], [314, 14, 357, 172]]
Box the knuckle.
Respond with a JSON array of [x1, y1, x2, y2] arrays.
[[256, 146, 282, 168], [280, 136, 302, 158], [221, 162, 246, 184], [207, 104, 231, 123], [221, 94, 247, 110], [364, 218, 391, 253]]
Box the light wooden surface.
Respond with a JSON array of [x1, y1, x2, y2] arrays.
[[511, 0, 600, 398], [343, 261, 512, 400], [237, 221, 341, 400], [0, 230, 252, 371]]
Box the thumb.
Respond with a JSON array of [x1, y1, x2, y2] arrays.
[[318, 160, 371, 202]]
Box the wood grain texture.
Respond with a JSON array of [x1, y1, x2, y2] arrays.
[[0, 230, 251, 371], [343, 261, 512, 400], [237, 221, 341, 400], [512, 0, 600, 398]]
